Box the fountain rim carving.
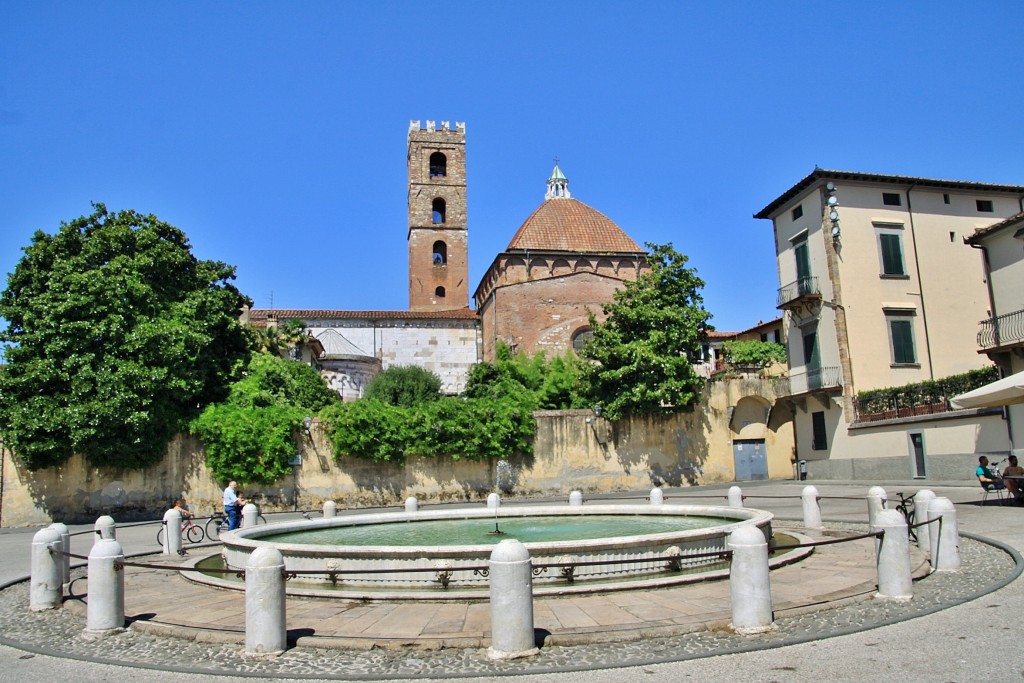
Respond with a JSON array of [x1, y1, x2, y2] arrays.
[[194, 503, 779, 600]]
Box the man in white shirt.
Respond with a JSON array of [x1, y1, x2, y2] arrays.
[[223, 481, 244, 530]]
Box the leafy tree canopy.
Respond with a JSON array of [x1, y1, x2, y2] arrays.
[[719, 340, 786, 369], [464, 342, 586, 411], [364, 365, 442, 407], [191, 352, 339, 485], [580, 242, 712, 419], [0, 205, 250, 469]]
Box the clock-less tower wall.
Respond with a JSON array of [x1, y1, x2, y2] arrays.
[[408, 120, 469, 311]]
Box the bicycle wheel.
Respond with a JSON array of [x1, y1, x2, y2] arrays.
[[257, 514, 267, 525], [157, 527, 165, 546], [205, 517, 223, 541], [186, 524, 205, 544]]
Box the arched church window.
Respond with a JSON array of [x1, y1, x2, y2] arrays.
[[432, 198, 446, 224], [429, 152, 447, 177], [432, 240, 447, 265], [571, 328, 594, 354], [435, 286, 446, 298]]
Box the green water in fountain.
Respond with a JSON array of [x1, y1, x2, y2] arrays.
[[260, 514, 729, 547]]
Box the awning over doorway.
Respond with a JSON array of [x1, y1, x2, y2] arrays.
[[950, 370, 1024, 409]]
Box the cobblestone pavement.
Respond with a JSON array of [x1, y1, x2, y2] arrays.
[[0, 525, 1017, 680]]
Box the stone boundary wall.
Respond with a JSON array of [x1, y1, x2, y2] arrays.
[[0, 380, 794, 526]]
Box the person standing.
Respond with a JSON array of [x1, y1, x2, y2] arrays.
[[223, 481, 245, 530]]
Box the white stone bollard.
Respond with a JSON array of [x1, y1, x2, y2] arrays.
[[568, 491, 583, 506], [928, 497, 961, 572], [872, 509, 912, 601], [48, 523, 71, 591], [728, 486, 744, 508], [487, 539, 539, 660], [84, 538, 125, 638], [649, 487, 664, 505], [242, 503, 258, 528], [322, 500, 337, 518], [913, 489, 936, 558], [30, 527, 63, 611], [487, 493, 501, 509], [162, 508, 183, 556], [405, 496, 419, 513], [728, 525, 775, 633], [801, 486, 823, 529], [94, 515, 116, 543], [866, 486, 887, 527], [245, 547, 287, 658]]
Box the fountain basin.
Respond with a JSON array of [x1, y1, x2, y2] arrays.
[[210, 504, 774, 599]]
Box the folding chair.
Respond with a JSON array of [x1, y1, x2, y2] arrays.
[[980, 481, 1009, 506]]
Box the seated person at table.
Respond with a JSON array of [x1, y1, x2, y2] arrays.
[[1002, 455, 1023, 501], [976, 456, 1005, 491]]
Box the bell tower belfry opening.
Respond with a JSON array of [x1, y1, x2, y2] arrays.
[[408, 120, 468, 311]]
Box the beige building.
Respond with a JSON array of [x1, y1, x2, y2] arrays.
[[756, 169, 1024, 480], [965, 211, 1024, 458]]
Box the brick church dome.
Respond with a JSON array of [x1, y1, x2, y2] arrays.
[[504, 165, 643, 253], [505, 197, 643, 253]]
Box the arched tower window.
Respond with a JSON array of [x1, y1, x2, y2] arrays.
[[435, 286, 446, 298], [432, 240, 447, 265], [432, 198, 446, 224], [429, 152, 447, 177]]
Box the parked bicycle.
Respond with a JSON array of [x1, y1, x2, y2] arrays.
[[205, 502, 268, 541], [157, 517, 205, 545], [894, 491, 917, 542]]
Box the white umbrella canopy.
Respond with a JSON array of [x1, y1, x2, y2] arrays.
[[950, 370, 1024, 409]]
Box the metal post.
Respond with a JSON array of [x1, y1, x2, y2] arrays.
[[94, 515, 116, 543]]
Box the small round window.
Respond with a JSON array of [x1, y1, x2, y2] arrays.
[[571, 328, 594, 354]]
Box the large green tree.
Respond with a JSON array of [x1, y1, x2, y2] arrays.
[[581, 242, 712, 419], [0, 205, 251, 469], [191, 352, 339, 484]]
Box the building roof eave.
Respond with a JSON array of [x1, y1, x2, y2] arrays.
[[754, 168, 1024, 220]]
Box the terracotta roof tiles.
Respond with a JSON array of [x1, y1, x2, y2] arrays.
[[505, 198, 643, 253]]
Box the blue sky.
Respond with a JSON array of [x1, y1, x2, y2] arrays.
[[2, 2, 1022, 333]]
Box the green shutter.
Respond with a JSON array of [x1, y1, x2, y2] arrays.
[[880, 234, 904, 275], [890, 319, 916, 364]]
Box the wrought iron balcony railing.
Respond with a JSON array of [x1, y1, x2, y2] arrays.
[[774, 366, 842, 397], [977, 307, 1024, 350], [776, 276, 820, 308]]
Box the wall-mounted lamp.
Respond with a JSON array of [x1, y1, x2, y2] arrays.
[[303, 416, 313, 435]]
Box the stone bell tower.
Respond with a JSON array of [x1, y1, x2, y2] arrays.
[[408, 120, 468, 311]]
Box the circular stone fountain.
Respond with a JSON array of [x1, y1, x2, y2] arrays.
[[196, 503, 778, 600]]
